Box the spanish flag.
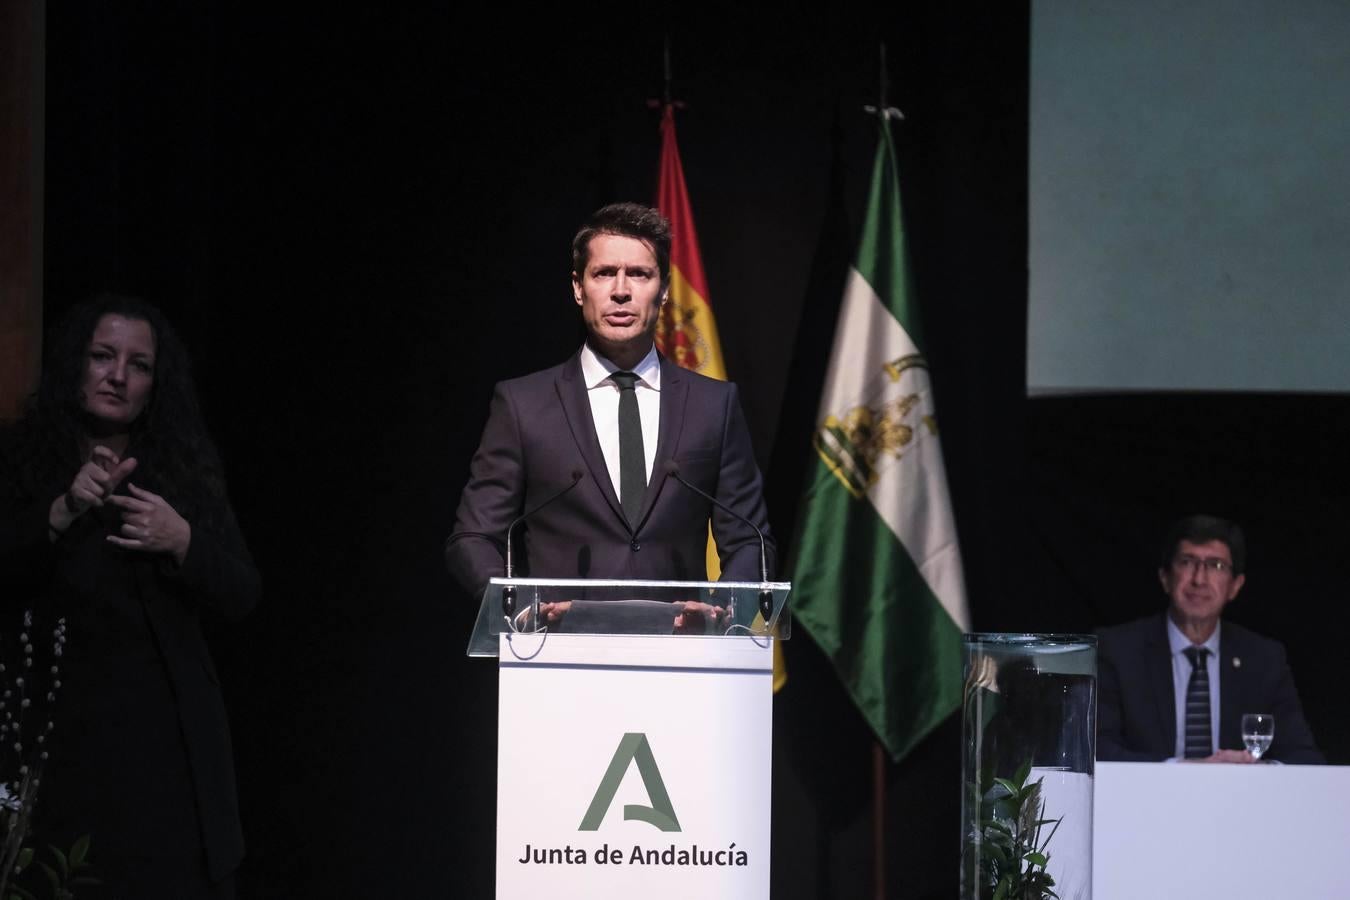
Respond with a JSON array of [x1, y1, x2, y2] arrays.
[[654, 104, 787, 691], [654, 104, 725, 380]]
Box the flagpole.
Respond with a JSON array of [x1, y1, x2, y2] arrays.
[[872, 741, 886, 900], [863, 43, 905, 122], [795, 32, 968, 900], [663, 33, 672, 109], [864, 43, 902, 900], [648, 34, 686, 116]]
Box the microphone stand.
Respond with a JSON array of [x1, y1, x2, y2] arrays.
[[662, 462, 776, 624], [501, 471, 583, 619]]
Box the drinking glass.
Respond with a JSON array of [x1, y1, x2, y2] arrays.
[[1241, 713, 1275, 760]]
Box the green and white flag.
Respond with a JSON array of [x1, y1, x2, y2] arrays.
[[790, 119, 969, 762]]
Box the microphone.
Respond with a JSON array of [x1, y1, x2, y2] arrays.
[[661, 461, 775, 622], [502, 469, 584, 616]]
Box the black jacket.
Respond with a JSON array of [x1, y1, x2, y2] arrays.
[[446, 351, 775, 598], [1, 481, 259, 882]]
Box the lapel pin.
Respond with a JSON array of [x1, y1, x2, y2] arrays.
[[1233, 657, 1241, 668]]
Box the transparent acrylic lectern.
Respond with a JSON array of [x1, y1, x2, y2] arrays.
[[466, 577, 791, 656]]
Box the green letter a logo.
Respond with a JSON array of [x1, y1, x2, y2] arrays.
[[578, 733, 681, 832]]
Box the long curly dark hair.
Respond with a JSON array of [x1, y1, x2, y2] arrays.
[[1, 294, 229, 532]]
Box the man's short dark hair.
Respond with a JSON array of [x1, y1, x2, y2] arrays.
[[1160, 514, 1247, 575], [571, 202, 672, 289]]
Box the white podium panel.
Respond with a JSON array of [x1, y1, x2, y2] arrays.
[[496, 633, 773, 900], [1095, 761, 1350, 899]]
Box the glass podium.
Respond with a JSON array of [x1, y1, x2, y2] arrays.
[[466, 577, 792, 657]]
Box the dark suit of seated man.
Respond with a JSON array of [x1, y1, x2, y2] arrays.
[[446, 202, 774, 604], [1097, 514, 1323, 764]]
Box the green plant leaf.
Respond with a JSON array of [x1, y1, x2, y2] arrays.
[[15, 848, 33, 870], [984, 819, 1014, 837], [1025, 851, 1048, 867], [979, 760, 997, 793], [46, 845, 69, 880], [983, 829, 1014, 854], [1039, 812, 1063, 853], [37, 862, 60, 895], [984, 788, 1015, 816], [1013, 757, 1032, 790], [70, 835, 90, 870]]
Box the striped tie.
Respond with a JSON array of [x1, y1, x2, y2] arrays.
[[1183, 646, 1212, 759]]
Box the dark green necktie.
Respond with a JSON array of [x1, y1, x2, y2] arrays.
[[611, 371, 646, 527]]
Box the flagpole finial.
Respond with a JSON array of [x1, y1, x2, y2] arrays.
[[864, 105, 905, 121], [647, 33, 688, 112], [863, 41, 904, 121]]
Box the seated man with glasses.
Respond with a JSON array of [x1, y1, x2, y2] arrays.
[[1096, 514, 1323, 763]]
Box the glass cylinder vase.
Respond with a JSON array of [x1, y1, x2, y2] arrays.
[[960, 633, 1097, 900]]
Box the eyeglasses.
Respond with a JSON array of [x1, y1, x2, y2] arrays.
[[1172, 554, 1233, 575]]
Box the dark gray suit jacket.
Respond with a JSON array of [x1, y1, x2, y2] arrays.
[[446, 351, 774, 599], [1096, 613, 1323, 764]]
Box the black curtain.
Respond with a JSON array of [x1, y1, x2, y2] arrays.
[[40, 5, 1345, 897]]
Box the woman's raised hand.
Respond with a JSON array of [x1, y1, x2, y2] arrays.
[[106, 483, 192, 565], [49, 446, 138, 537], [68, 446, 138, 513]]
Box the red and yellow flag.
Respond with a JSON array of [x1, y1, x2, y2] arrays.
[[654, 104, 786, 691], [655, 105, 725, 380]]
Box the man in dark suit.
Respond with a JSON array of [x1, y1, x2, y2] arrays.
[[446, 202, 774, 605], [1097, 514, 1323, 764]]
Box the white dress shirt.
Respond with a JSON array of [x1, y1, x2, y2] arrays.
[[1167, 617, 1222, 759], [578, 343, 661, 505]]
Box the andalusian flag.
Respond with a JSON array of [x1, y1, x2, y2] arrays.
[[790, 119, 969, 761], [654, 104, 786, 691]]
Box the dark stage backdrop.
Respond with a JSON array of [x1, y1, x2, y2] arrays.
[[39, 5, 1346, 898]]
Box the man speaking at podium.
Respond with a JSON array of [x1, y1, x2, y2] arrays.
[[445, 202, 775, 607]]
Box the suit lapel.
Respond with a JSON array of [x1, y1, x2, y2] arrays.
[[1218, 627, 1241, 752], [633, 355, 687, 530], [556, 353, 626, 527], [1148, 616, 1178, 755]]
